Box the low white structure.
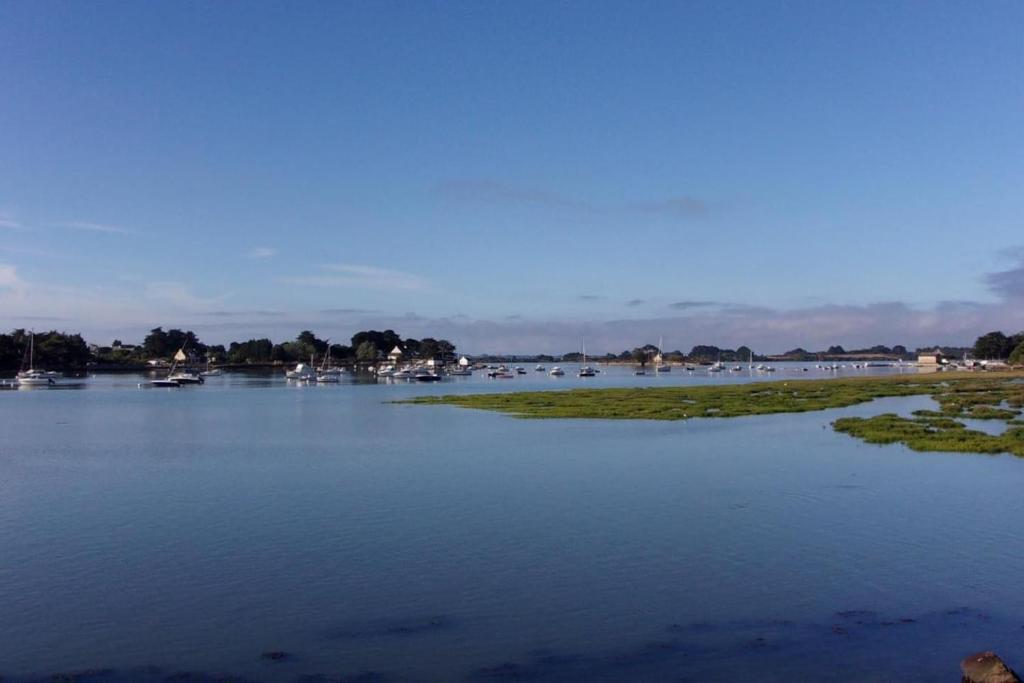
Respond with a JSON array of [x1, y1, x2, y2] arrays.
[[388, 345, 403, 363], [917, 349, 944, 365]]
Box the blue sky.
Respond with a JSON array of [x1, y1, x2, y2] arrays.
[[1, 1, 1022, 353]]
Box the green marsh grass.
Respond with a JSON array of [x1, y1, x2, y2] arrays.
[[402, 372, 1024, 456]]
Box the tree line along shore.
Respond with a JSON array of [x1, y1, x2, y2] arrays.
[[1, 327, 1022, 373]]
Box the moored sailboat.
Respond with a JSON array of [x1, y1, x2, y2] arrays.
[[16, 332, 58, 386], [578, 339, 596, 377]]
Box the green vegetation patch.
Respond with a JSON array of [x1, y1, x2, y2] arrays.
[[833, 414, 1024, 456], [402, 372, 1024, 456]]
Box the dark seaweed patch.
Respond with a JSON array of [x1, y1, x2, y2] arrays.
[[324, 614, 453, 640]]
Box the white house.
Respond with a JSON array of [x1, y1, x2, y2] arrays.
[[388, 345, 403, 363]]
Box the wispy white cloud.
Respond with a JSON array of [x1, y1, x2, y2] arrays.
[[0, 218, 27, 230], [245, 246, 277, 259], [668, 300, 719, 311], [143, 281, 231, 310], [437, 179, 595, 212], [0, 263, 22, 291], [281, 264, 430, 291], [436, 179, 711, 220], [52, 221, 136, 235], [197, 310, 285, 318], [628, 196, 709, 218], [984, 246, 1024, 300]]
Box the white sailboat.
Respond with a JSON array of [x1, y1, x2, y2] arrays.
[[655, 336, 671, 372], [200, 357, 223, 377], [150, 345, 204, 386], [166, 346, 204, 384], [578, 338, 596, 377], [316, 343, 343, 382], [708, 351, 724, 372], [16, 332, 57, 386]]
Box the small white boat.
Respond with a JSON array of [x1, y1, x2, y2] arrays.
[[414, 370, 442, 382], [168, 371, 204, 385], [656, 365, 671, 372], [17, 371, 55, 386], [286, 362, 317, 381], [535, 365, 546, 372], [550, 366, 565, 376], [393, 367, 415, 380]]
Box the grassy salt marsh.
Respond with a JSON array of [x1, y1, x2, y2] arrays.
[[405, 372, 1024, 456]]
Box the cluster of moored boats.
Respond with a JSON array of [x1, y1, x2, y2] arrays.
[[7, 329, 925, 391], [477, 363, 587, 378]]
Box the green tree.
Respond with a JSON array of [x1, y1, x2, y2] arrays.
[[438, 340, 456, 362], [974, 331, 1010, 359], [228, 338, 274, 363], [142, 328, 206, 359], [688, 345, 720, 361], [143, 327, 169, 358], [271, 343, 296, 363], [351, 330, 402, 354], [295, 330, 328, 359], [356, 340, 379, 363], [1009, 341, 1024, 366], [329, 343, 353, 361], [631, 347, 649, 367], [0, 330, 90, 370], [418, 338, 440, 360]]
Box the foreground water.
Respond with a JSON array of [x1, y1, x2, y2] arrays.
[[2, 365, 1024, 681]]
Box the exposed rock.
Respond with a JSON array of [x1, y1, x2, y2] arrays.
[[961, 651, 1021, 683], [260, 650, 290, 661]]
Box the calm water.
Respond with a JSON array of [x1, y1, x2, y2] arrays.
[[2, 364, 1024, 681]]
